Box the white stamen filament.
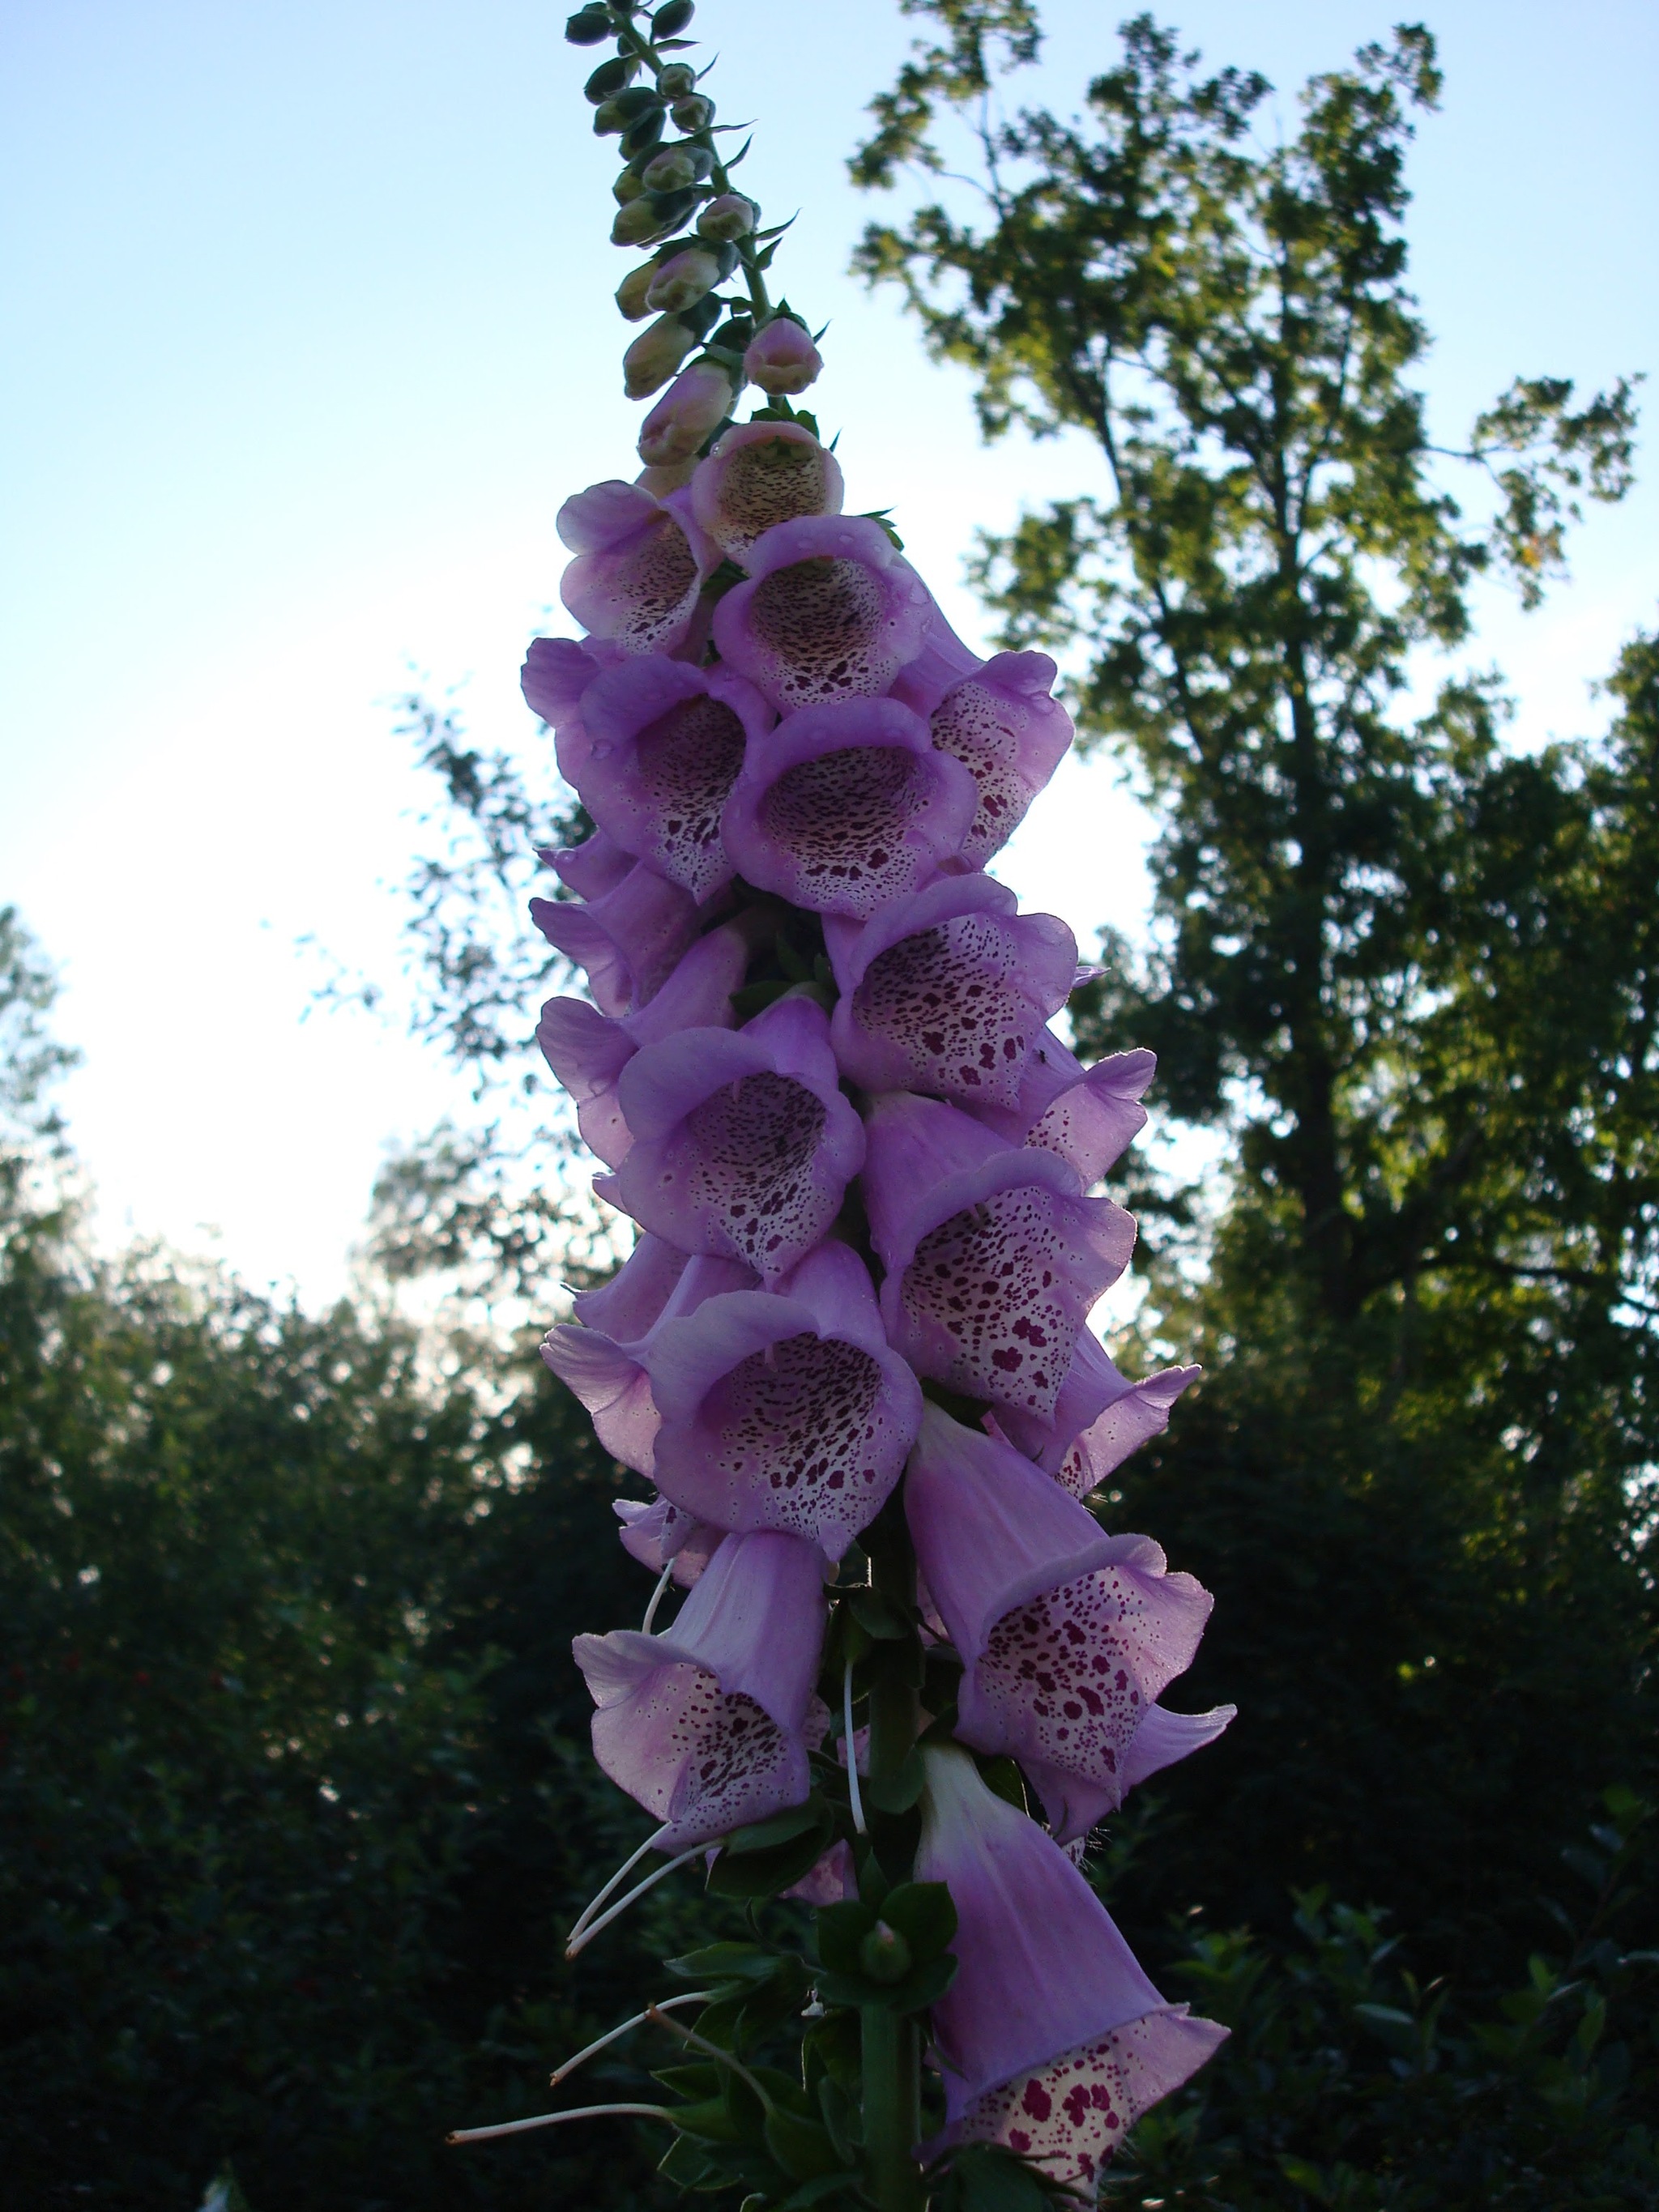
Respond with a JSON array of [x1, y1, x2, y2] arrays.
[[843, 1656, 867, 1834], [567, 1830, 665, 1944], [641, 1561, 675, 1634], [549, 1991, 713, 2086], [448, 2101, 672, 2146], [565, 1844, 703, 1957]]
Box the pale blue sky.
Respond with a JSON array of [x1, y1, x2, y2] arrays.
[[3, 0, 1656, 1304]]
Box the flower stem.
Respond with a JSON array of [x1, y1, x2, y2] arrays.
[[861, 1505, 923, 2211]]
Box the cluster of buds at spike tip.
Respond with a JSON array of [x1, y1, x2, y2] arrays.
[[449, 3, 1230, 2193]]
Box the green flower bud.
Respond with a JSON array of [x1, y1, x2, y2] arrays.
[[670, 93, 713, 131], [858, 1922, 913, 1985], [565, 6, 612, 45], [583, 54, 636, 103], [616, 259, 662, 320], [613, 167, 646, 206], [646, 245, 723, 313], [640, 141, 710, 194], [622, 313, 697, 400], [619, 108, 665, 159], [697, 193, 756, 242], [656, 62, 697, 99], [654, 0, 695, 34], [592, 87, 659, 135], [611, 196, 667, 245], [646, 187, 698, 232]]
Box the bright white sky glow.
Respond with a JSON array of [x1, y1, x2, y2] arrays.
[[2, 0, 1656, 1306]]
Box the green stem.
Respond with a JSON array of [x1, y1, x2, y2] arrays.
[[860, 2005, 923, 2212], [861, 1507, 923, 2210]]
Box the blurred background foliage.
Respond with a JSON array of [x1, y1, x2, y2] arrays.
[[3, 6, 1656, 2207]]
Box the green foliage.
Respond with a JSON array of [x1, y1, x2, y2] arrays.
[[1103, 1792, 1659, 2207], [854, 3, 1657, 1983]]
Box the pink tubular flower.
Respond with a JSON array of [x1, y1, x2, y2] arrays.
[[906, 1407, 1234, 1842], [720, 697, 979, 920], [544, 1246, 758, 1477], [744, 317, 822, 395], [916, 1746, 1227, 2186], [638, 360, 736, 470], [824, 876, 1079, 1106], [574, 1530, 828, 1852], [557, 479, 718, 658], [535, 918, 757, 1168], [861, 1092, 1136, 1427], [529, 829, 705, 1018], [569, 654, 776, 901], [520, 633, 621, 739], [922, 652, 1076, 867], [603, 993, 866, 1281], [710, 516, 936, 713], [689, 423, 846, 561], [644, 1238, 923, 1558]]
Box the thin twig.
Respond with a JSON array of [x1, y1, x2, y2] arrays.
[[448, 2102, 673, 2146], [549, 1992, 713, 2086], [566, 1846, 702, 1958]]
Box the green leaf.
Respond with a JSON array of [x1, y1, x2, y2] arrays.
[[667, 1941, 780, 1983], [764, 2107, 843, 2183]]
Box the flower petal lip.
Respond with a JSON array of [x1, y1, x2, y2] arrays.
[[719, 696, 979, 920], [609, 995, 867, 1281], [905, 1404, 1120, 1663], [972, 1034, 1157, 1183], [908, 1409, 1232, 1839], [1056, 1362, 1201, 1498], [544, 1248, 759, 1473], [643, 1239, 923, 1558], [690, 422, 845, 560], [861, 1092, 1136, 1419], [614, 1494, 723, 1587], [574, 1529, 827, 1851], [915, 1745, 1225, 2137], [710, 514, 935, 713], [558, 479, 719, 658], [571, 655, 775, 901], [530, 842, 705, 1017], [535, 918, 756, 1169], [917, 650, 1075, 865], [825, 874, 1078, 1105]]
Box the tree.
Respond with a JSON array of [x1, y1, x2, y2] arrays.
[[853, 7, 1656, 1963]]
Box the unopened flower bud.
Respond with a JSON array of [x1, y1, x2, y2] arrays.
[[697, 193, 756, 242], [619, 108, 665, 159], [615, 258, 662, 320], [859, 1922, 913, 1984], [645, 245, 721, 313], [613, 167, 646, 206], [638, 359, 735, 465], [612, 196, 669, 246], [654, 0, 695, 32], [744, 317, 822, 396], [671, 93, 714, 131], [622, 313, 698, 400], [593, 87, 659, 136], [565, 5, 612, 45], [656, 62, 697, 99], [584, 54, 636, 104], [641, 143, 704, 194]]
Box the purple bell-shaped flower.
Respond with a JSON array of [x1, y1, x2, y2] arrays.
[[689, 422, 845, 560], [720, 697, 979, 919], [916, 1745, 1227, 2187], [906, 1407, 1234, 1842], [824, 876, 1079, 1107], [601, 992, 867, 1281], [574, 1530, 828, 1852], [557, 479, 718, 658], [861, 1093, 1135, 1432]]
